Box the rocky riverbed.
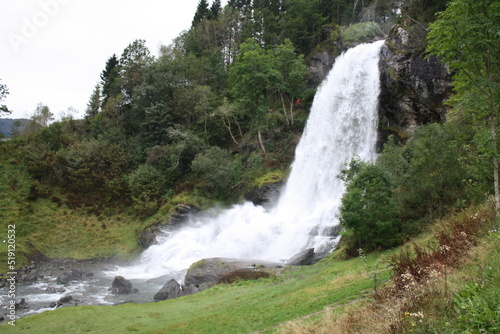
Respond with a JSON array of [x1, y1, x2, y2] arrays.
[[0, 245, 320, 323], [0, 258, 165, 323]]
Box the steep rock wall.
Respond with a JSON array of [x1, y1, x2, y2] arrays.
[[378, 24, 453, 148]]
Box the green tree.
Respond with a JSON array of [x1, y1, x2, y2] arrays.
[[140, 102, 173, 146], [281, 0, 325, 55], [377, 124, 471, 229], [32, 103, 54, 128], [191, 146, 233, 197], [319, 0, 350, 25], [167, 128, 208, 173], [119, 39, 153, 102], [427, 0, 500, 215], [229, 38, 279, 151], [0, 80, 11, 116], [208, 0, 222, 20], [252, 0, 284, 48], [118, 39, 154, 137], [127, 164, 167, 212], [85, 83, 101, 119], [65, 139, 129, 201], [193, 0, 210, 26], [338, 159, 401, 252], [100, 54, 121, 109], [272, 39, 307, 125]]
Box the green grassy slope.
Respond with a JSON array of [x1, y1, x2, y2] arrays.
[[0, 143, 144, 273]]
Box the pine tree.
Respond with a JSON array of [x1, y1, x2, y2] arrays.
[[100, 54, 121, 109], [192, 0, 210, 26], [85, 83, 101, 119], [208, 0, 222, 20]]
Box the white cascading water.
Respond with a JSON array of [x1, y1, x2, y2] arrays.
[[115, 40, 385, 281]]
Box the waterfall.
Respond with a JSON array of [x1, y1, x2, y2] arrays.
[[116, 40, 385, 280]]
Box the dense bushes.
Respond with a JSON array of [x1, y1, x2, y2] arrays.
[[338, 121, 491, 254], [191, 146, 235, 198], [127, 164, 168, 212], [339, 160, 401, 252]]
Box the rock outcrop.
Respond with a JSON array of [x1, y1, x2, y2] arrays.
[[138, 204, 200, 248], [245, 182, 283, 209], [378, 23, 453, 147], [308, 51, 337, 88], [184, 257, 282, 287], [285, 248, 316, 266]]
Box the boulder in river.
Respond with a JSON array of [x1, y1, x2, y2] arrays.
[[110, 276, 138, 294], [56, 268, 83, 284], [57, 294, 73, 304], [153, 279, 199, 301]]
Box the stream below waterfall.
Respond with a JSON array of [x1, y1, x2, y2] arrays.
[[1, 40, 385, 321]]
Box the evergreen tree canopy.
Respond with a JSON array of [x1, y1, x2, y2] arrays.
[[193, 0, 210, 26], [100, 54, 121, 109]]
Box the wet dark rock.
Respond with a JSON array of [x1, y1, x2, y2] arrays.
[[15, 298, 30, 310], [138, 204, 200, 248], [378, 23, 452, 148], [285, 248, 316, 266], [57, 295, 73, 304], [245, 182, 283, 209], [46, 286, 66, 293], [56, 268, 83, 284], [110, 276, 138, 294], [153, 279, 199, 301], [308, 51, 338, 88]]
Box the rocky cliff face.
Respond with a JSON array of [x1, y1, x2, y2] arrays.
[[378, 23, 453, 148]]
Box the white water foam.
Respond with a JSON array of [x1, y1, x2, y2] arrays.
[[113, 40, 385, 280]]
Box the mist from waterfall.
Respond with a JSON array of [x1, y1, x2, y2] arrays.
[[116, 40, 385, 281]]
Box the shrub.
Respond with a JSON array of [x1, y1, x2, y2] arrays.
[[191, 146, 233, 197], [342, 22, 384, 47], [127, 164, 167, 210], [64, 139, 129, 201], [339, 159, 401, 253]]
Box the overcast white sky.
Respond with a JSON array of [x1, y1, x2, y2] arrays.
[[1, 0, 226, 120]]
